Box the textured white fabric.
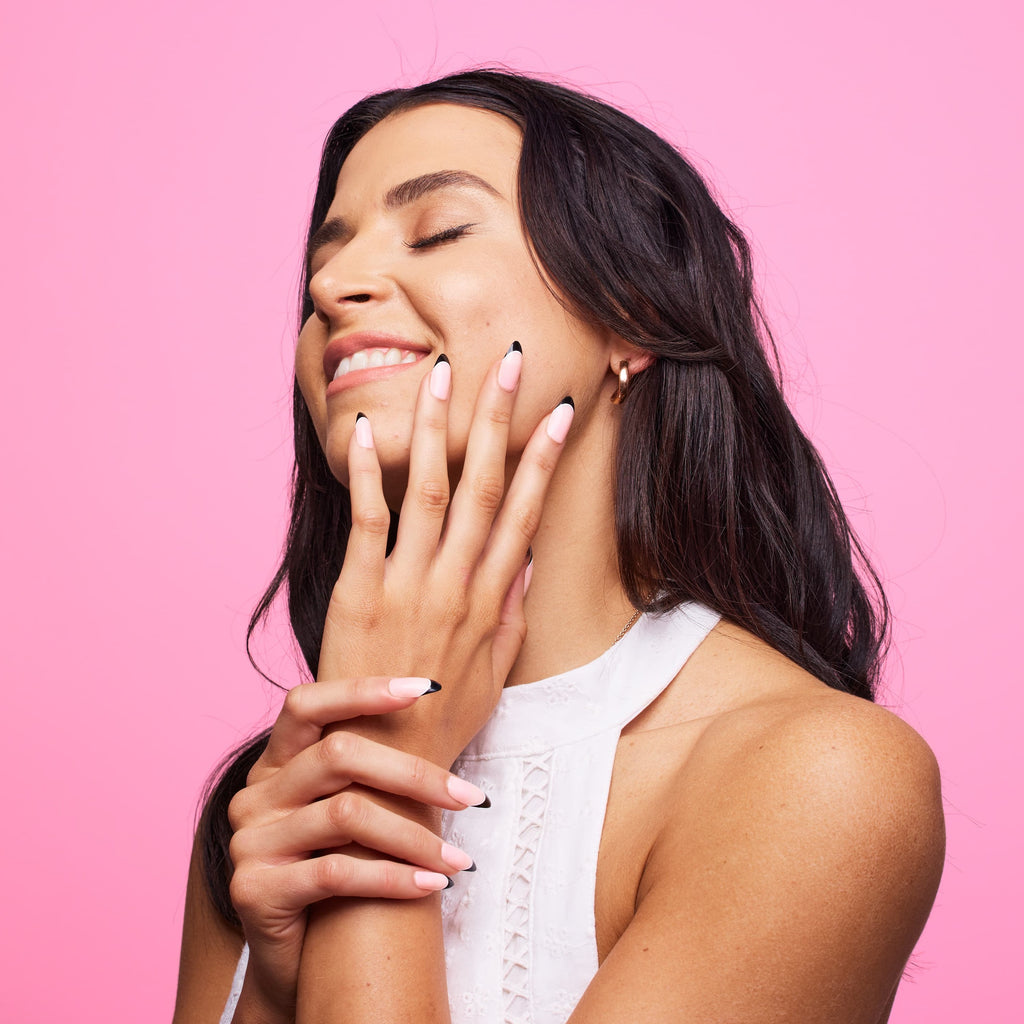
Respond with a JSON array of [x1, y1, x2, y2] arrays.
[[439, 602, 719, 1023], [219, 602, 719, 1024]]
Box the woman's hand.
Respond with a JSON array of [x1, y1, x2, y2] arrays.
[[225, 676, 487, 1021], [319, 344, 574, 768]]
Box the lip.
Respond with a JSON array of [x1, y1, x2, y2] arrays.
[[323, 331, 431, 396]]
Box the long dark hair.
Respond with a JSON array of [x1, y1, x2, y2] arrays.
[[198, 69, 889, 926]]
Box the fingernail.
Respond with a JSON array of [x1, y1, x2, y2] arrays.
[[524, 560, 534, 594], [355, 412, 374, 449], [388, 677, 441, 698], [441, 842, 475, 872], [525, 545, 533, 566], [447, 776, 491, 807], [413, 871, 451, 891], [430, 354, 451, 401], [546, 396, 575, 443], [498, 340, 522, 393]]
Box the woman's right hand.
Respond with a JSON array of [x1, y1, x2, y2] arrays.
[[225, 675, 486, 1021]]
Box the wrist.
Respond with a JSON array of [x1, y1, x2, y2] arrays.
[[233, 967, 296, 1024]]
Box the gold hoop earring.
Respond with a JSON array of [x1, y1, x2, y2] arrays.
[[610, 360, 630, 404]]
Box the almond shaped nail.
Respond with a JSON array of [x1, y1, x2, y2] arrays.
[[447, 776, 490, 807]]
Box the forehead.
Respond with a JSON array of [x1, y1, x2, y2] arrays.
[[334, 103, 522, 206]]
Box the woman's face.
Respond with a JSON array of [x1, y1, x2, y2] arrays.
[[295, 102, 617, 501]]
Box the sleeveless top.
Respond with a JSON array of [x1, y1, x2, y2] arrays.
[[219, 602, 719, 1024]]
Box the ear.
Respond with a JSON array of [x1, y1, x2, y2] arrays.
[[607, 339, 655, 377]]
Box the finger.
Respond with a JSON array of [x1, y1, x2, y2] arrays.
[[440, 341, 522, 566], [239, 789, 475, 875], [255, 730, 489, 813], [257, 677, 441, 774], [230, 854, 455, 920], [338, 411, 391, 589], [492, 558, 529, 685], [393, 355, 451, 565], [478, 395, 574, 590]]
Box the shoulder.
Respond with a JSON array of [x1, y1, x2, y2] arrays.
[[659, 624, 943, 944], [642, 620, 944, 862], [588, 624, 945, 1020], [673, 621, 941, 823]]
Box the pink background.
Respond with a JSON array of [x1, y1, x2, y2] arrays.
[[2, 1, 1019, 1019]]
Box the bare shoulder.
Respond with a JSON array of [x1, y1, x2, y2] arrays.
[[587, 622, 945, 1022], [667, 621, 943, 831]]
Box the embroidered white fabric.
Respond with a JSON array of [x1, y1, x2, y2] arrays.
[[219, 602, 719, 1023]]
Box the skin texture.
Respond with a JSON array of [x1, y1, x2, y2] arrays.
[[173, 104, 944, 1024]]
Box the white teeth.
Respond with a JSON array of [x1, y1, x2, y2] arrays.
[[332, 348, 420, 381]]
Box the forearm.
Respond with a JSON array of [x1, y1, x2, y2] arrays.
[[296, 796, 452, 1024]]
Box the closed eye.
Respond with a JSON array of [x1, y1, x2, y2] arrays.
[[406, 223, 476, 250]]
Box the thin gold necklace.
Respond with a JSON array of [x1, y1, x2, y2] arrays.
[[612, 608, 641, 645]]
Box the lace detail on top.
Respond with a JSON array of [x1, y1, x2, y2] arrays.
[[441, 603, 721, 1024], [503, 753, 553, 1022]]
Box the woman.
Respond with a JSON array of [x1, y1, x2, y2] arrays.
[[174, 70, 944, 1023]]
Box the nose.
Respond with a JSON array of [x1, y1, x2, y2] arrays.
[[307, 239, 393, 319]]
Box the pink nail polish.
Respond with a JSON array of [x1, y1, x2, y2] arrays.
[[524, 560, 534, 594], [546, 397, 574, 444], [441, 842, 474, 872], [355, 413, 374, 449], [413, 870, 451, 891], [430, 355, 451, 400], [388, 677, 440, 698], [447, 776, 489, 807], [497, 341, 522, 392]]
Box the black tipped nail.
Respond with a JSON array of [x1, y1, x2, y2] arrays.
[[426, 679, 442, 694], [506, 340, 522, 355], [434, 353, 449, 365], [465, 861, 477, 873], [444, 875, 455, 890], [356, 411, 367, 421], [474, 794, 492, 809], [525, 545, 533, 567], [560, 395, 574, 409]]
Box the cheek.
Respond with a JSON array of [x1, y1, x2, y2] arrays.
[[295, 317, 328, 449]]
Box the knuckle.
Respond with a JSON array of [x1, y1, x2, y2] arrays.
[[508, 502, 542, 542], [406, 754, 432, 790], [327, 790, 365, 833], [228, 868, 262, 914], [331, 591, 385, 632], [530, 445, 560, 475], [470, 473, 506, 514], [315, 854, 351, 892], [414, 479, 450, 517], [321, 730, 355, 767], [485, 403, 512, 428], [376, 859, 402, 891], [227, 830, 251, 869], [227, 789, 252, 831], [351, 504, 392, 536]]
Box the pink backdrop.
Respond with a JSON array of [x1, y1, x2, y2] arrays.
[[2, 1, 1019, 1019]]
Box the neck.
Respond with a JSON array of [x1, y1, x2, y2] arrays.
[[505, 426, 637, 687]]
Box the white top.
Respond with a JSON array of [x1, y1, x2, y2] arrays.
[[220, 602, 719, 1024]]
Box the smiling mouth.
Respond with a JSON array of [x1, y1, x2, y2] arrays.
[[332, 347, 421, 381]]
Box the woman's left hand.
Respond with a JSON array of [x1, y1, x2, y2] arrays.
[[317, 344, 572, 769]]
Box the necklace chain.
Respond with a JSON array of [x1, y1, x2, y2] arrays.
[[612, 608, 641, 645]]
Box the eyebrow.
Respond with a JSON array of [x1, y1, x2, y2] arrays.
[[306, 170, 503, 264]]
